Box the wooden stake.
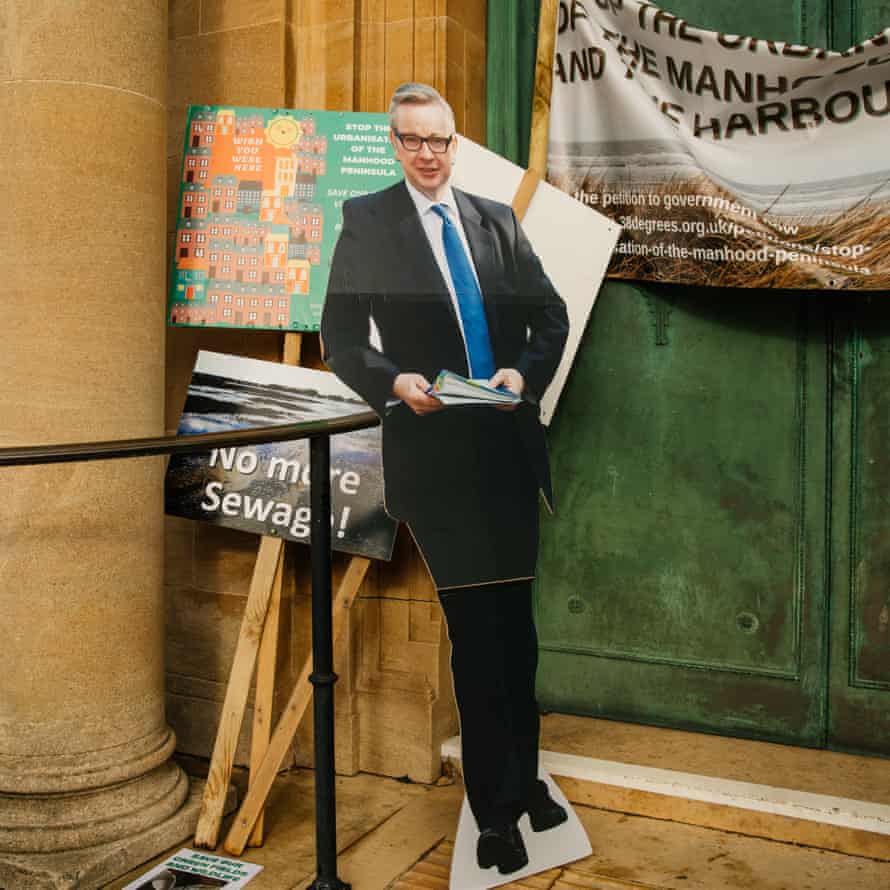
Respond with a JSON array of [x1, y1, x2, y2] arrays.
[[244, 326, 306, 847], [246, 545, 284, 847], [283, 332, 303, 366], [194, 535, 284, 848], [511, 169, 541, 222], [528, 0, 560, 177], [223, 556, 371, 856]]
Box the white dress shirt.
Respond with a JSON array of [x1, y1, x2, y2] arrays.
[[404, 178, 485, 373]]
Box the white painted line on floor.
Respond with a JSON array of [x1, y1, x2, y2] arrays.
[[440, 736, 890, 836]]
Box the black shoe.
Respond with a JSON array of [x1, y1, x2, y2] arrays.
[[476, 821, 529, 874], [525, 779, 568, 832]]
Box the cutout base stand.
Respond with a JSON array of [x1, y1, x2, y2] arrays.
[[450, 770, 591, 890]]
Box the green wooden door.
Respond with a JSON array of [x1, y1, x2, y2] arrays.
[[822, 2, 890, 758], [537, 286, 830, 746], [828, 299, 890, 755], [534, 1, 890, 753]]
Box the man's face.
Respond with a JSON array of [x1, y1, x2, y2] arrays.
[[390, 101, 457, 201]]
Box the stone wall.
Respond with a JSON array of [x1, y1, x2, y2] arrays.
[[165, 0, 486, 782]]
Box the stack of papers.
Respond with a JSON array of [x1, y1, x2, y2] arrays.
[[430, 370, 521, 407]]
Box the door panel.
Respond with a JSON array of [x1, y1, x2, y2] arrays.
[[535, 0, 829, 745], [858, 4, 890, 36], [534, 0, 890, 752], [536, 285, 828, 744], [828, 300, 890, 755], [836, 3, 890, 49], [651, 0, 827, 46]]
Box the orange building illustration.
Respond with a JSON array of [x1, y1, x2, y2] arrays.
[[171, 107, 332, 329], [170, 105, 396, 330]]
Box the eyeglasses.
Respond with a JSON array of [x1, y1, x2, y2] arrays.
[[393, 128, 454, 154]]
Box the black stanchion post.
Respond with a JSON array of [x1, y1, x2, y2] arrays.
[[308, 434, 350, 890]]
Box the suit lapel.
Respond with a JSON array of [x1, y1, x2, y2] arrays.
[[454, 188, 502, 350], [389, 182, 452, 300], [384, 181, 467, 370], [382, 182, 502, 371]]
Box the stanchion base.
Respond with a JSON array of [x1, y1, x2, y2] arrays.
[[308, 877, 351, 890]]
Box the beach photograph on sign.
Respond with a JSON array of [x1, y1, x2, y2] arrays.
[[548, 0, 890, 289], [168, 106, 401, 331], [165, 351, 397, 561]]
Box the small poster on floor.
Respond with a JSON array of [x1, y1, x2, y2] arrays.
[[122, 848, 262, 889]]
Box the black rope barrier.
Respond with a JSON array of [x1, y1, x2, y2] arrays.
[[0, 412, 379, 466]]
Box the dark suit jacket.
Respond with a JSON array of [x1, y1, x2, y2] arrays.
[[321, 180, 568, 576]]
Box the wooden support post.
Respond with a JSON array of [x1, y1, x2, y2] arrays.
[[194, 535, 284, 849], [528, 0, 559, 178], [511, 169, 541, 222], [196, 333, 305, 849], [283, 331, 303, 366], [246, 545, 284, 847], [244, 330, 305, 847], [223, 556, 371, 856]]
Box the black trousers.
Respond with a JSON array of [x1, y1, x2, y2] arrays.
[[438, 579, 541, 829]]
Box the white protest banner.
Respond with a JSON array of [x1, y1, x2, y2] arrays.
[[548, 0, 890, 290]]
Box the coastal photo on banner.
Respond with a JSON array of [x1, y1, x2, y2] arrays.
[[548, 0, 890, 290], [165, 351, 397, 562]]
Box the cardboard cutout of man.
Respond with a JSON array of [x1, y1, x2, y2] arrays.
[[321, 83, 570, 876]]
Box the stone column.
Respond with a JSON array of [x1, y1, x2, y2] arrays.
[[0, 2, 194, 886]]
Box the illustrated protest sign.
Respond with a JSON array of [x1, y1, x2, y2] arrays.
[[548, 0, 890, 290], [165, 351, 397, 561], [168, 107, 401, 331]]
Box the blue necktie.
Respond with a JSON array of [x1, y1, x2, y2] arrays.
[[430, 204, 495, 380]]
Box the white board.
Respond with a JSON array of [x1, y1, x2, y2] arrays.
[[449, 771, 592, 890], [453, 138, 621, 425]]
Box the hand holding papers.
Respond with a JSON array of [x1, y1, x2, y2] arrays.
[[429, 370, 522, 408], [391, 372, 445, 415]]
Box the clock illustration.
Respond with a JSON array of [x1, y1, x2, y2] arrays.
[[266, 116, 302, 148]]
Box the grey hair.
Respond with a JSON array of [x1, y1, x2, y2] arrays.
[[388, 82, 456, 131]]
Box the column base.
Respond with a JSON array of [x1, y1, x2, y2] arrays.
[[0, 762, 188, 853], [0, 778, 236, 890]]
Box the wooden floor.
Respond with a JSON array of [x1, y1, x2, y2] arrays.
[[393, 841, 560, 890], [393, 803, 890, 890], [107, 760, 890, 890]]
